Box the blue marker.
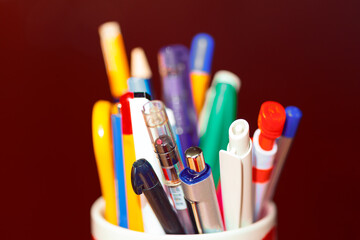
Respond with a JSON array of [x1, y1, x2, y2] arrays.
[[111, 112, 128, 228]]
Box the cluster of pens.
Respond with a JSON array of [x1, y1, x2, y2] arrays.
[[92, 21, 303, 235]]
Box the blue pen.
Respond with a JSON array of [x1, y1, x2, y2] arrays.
[[111, 112, 128, 228], [189, 33, 215, 115], [265, 106, 303, 201]]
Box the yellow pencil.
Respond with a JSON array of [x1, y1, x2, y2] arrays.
[[91, 100, 117, 225], [99, 22, 130, 98]]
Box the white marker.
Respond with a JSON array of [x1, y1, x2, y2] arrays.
[[129, 94, 164, 234]]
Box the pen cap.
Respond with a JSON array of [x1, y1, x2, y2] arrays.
[[282, 106, 303, 138], [258, 101, 286, 140], [212, 70, 241, 92], [185, 147, 206, 172], [131, 159, 159, 195], [228, 119, 250, 156], [142, 100, 176, 149], [190, 33, 215, 73]]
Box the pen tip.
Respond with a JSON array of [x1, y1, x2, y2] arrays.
[[131, 47, 152, 79]]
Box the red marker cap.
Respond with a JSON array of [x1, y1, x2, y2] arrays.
[[257, 101, 286, 150], [119, 92, 134, 134]]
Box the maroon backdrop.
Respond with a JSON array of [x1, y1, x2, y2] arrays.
[[1, 0, 359, 239]]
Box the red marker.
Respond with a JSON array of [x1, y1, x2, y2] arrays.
[[252, 101, 285, 220]]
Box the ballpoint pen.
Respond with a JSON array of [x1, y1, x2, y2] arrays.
[[98, 22, 130, 98], [91, 100, 117, 225], [220, 119, 253, 230], [110, 106, 128, 228], [132, 159, 185, 234], [199, 70, 241, 187], [180, 147, 224, 234], [189, 33, 215, 115], [119, 92, 144, 231], [158, 45, 199, 153], [166, 108, 186, 167], [264, 106, 302, 204], [142, 100, 196, 234], [129, 93, 164, 234], [252, 101, 286, 220]]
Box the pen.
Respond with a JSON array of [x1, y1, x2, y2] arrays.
[[199, 70, 241, 187], [219, 119, 253, 230], [129, 93, 164, 234], [265, 106, 302, 202], [166, 108, 186, 167], [180, 147, 224, 234], [252, 101, 286, 220], [128, 47, 153, 96], [142, 100, 196, 234], [110, 107, 128, 228], [158, 45, 199, 153], [91, 100, 117, 225], [119, 92, 144, 231], [131, 159, 185, 234], [189, 33, 215, 115], [98, 22, 130, 98]]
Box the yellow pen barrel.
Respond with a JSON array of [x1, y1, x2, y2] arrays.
[[123, 134, 144, 231], [190, 72, 211, 115], [91, 100, 117, 225], [99, 22, 130, 98]]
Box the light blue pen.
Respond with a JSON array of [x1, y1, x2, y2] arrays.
[[127, 77, 152, 96], [111, 112, 128, 228], [266, 106, 303, 200]]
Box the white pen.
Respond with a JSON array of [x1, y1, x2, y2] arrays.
[[220, 119, 253, 230]]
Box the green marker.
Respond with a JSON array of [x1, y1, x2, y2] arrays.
[[199, 70, 241, 187]]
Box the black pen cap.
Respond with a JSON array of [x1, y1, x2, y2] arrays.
[[131, 159, 160, 195]]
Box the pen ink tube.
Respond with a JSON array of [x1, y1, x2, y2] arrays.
[[180, 147, 224, 234]]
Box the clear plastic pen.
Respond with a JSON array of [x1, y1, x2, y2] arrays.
[[142, 100, 196, 234]]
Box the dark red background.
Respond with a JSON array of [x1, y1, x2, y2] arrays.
[[1, 0, 359, 239]]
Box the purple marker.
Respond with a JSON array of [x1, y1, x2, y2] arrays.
[[158, 45, 199, 157]]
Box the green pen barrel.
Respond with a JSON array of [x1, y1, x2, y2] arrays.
[[199, 72, 240, 187]]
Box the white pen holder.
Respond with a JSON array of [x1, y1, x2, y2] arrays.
[[91, 197, 277, 240]]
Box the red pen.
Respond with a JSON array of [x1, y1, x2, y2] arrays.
[[252, 101, 286, 220]]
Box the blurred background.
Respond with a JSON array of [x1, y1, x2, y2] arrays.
[[1, 0, 359, 239]]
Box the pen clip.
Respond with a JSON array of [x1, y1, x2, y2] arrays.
[[188, 200, 203, 234]]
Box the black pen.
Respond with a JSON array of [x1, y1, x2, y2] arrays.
[[131, 158, 185, 234]]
